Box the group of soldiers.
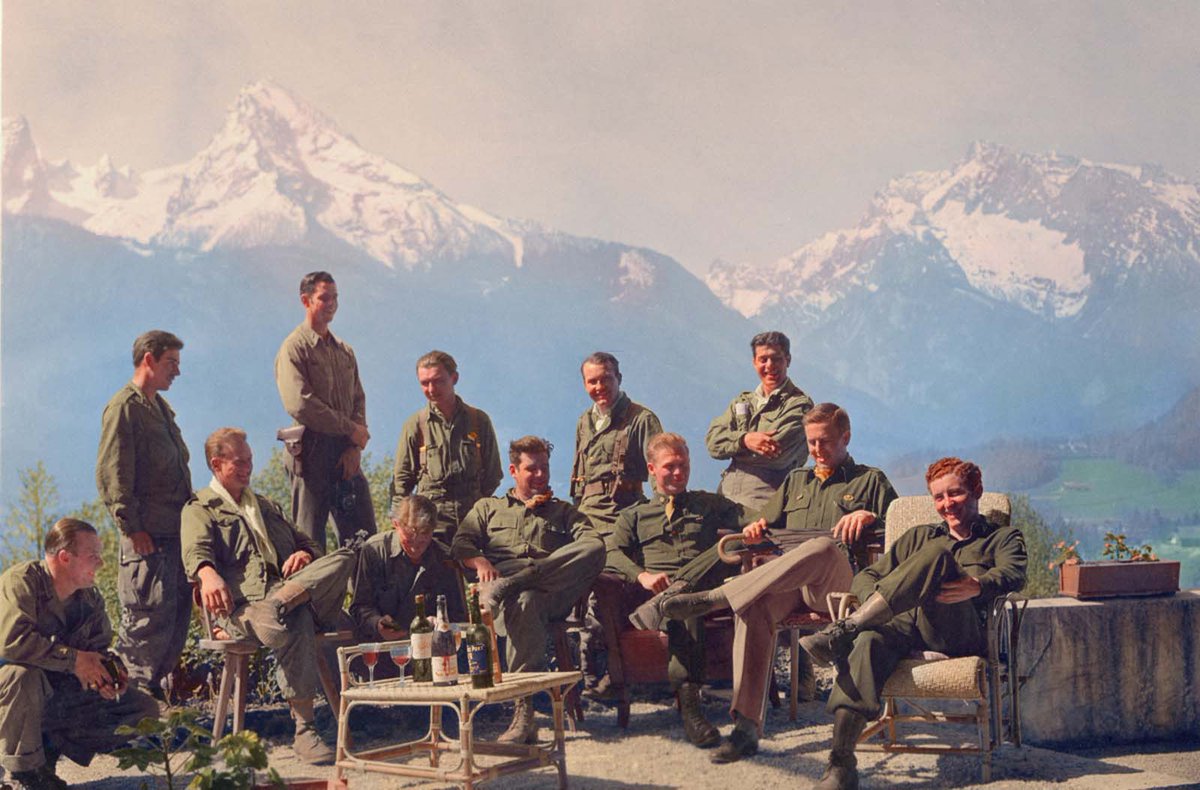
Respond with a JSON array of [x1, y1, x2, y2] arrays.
[[0, 269, 1027, 790]]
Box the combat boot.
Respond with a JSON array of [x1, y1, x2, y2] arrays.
[[815, 708, 868, 790], [794, 649, 817, 702], [292, 720, 334, 765], [268, 581, 311, 623], [801, 592, 892, 667], [662, 587, 728, 622], [497, 696, 539, 744], [677, 682, 720, 748], [6, 764, 67, 790], [628, 580, 688, 630], [479, 567, 538, 614]]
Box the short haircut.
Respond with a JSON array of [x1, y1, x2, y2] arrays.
[[750, 331, 791, 359], [205, 427, 248, 467], [925, 457, 983, 493], [647, 432, 689, 463], [580, 351, 622, 383], [391, 495, 438, 534], [803, 403, 851, 434], [45, 518, 98, 556], [416, 350, 458, 377], [509, 435, 552, 466], [131, 330, 183, 367], [299, 271, 335, 297]]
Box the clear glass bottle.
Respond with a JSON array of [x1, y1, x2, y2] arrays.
[[431, 594, 458, 686]]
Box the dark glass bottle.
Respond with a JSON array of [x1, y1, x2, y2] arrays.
[[410, 594, 433, 683], [431, 594, 458, 686], [465, 586, 494, 689]]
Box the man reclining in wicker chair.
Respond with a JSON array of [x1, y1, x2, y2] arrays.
[[652, 403, 897, 763], [799, 457, 1027, 790]]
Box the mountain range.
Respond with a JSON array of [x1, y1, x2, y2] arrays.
[[3, 79, 1198, 510], [708, 141, 1200, 445]]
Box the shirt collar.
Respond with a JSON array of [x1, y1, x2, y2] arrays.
[[592, 390, 625, 419], [295, 321, 341, 349], [933, 514, 991, 540], [208, 475, 254, 511]]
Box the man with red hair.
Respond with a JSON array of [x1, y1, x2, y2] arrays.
[[801, 457, 1027, 790]]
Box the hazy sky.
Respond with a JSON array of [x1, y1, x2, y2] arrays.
[[4, 1, 1198, 274]]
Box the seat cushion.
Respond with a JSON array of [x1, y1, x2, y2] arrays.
[[880, 656, 985, 699]]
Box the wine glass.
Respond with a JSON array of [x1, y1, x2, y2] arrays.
[[450, 624, 467, 653], [388, 642, 411, 684], [362, 643, 380, 685]]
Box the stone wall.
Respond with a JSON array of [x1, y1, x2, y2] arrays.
[[1017, 590, 1200, 745]]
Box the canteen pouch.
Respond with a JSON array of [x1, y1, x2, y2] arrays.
[[276, 425, 306, 477]]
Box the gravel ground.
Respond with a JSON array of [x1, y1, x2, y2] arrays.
[[52, 685, 1200, 789]]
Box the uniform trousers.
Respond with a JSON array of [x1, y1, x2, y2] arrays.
[[493, 540, 606, 673], [828, 542, 987, 719], [721, 537, 853, 731], [116, 532, 192, 695], [716, 464, 789, 512], [220, 550, 355, 700], [290, 431, 376, 550], [0, 663, 158, 772]]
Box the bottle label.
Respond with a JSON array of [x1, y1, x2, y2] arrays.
[[432, 654, 458, 684], [466, 643, 490, 677], [411, 632, 432, 660]]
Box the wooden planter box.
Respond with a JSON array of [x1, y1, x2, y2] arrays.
[[1058, 560, 1181, 599]]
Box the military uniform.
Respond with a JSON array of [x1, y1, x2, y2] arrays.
[[451, 490, 605, 672], [181, 484, 355, 699], [95, 381, 193, 693], [275, 322, 377, 549], [606, 491, 749, 689], [828, 515, 1027, 719], [705, 379, 814, 510], [643, 458, 898, 603], [570, 393, 663, 536], [390, 398, 503, 544], [349, 531, 465, 640], [0, 561, 158, 774]]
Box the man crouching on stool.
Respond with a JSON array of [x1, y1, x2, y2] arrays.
[[183, 428, 356, 765]]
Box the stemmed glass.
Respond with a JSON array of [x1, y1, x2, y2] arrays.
[[388, 642, 411, 684], [450, 624, 467, 654], [362, 643, 380, 685]]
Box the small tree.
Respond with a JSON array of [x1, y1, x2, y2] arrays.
[[364, 451, 395, 529], [2, 462, 61, 564], [1010, 494, 1074, 598], [72, 497, 123, 626], [251, 448, 292, 507]]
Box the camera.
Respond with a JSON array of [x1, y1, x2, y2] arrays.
[[333, 479, 357, 514]]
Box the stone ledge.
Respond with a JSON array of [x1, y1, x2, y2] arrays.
[[1017, 589, 1200, 746]]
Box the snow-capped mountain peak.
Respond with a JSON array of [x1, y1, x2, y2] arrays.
[[3, 80, 521, 269], [709, 141, 1200, 321]]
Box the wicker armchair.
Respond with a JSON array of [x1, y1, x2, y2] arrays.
[[839, 493, 1027, 782]]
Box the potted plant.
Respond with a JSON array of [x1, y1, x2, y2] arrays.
[[1051, 532, 1181, 599]]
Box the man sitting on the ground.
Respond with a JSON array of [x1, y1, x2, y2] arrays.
[[655, 403, 898, 763], [606, 432, 756, 750], [800, 457, 1027, 790], [350, 494, 464, 641], [452, 436, 605, 744], [182, 427, 355, 765], [0, 518, 158, 790]]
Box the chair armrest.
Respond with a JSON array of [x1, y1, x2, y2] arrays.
[[828, 591, 857, 620]]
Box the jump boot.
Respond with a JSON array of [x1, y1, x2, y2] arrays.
[[800, 592, 893, 667], [815, 708, 868, 790], [677, 682, 720, 748], [497, 696, 539, 744], [269, 581, 311, 624]]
